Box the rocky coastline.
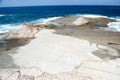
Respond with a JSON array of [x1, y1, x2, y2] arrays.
[[0, 16, 120, 80]]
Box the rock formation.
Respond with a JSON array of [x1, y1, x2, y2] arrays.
[[73, 17, 88, 25], [0, 16, 120, 80], [7, 24, 45, 39]]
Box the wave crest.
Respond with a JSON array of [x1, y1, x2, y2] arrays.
[[32, 17, 61, 24], [0, 24, 21, 33], [0, 14, 5, 17], [107, 22, 120, 32], [74, 14, 108, 18], [74, 14, 120, 21]]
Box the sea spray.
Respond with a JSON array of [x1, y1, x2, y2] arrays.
[[0, 17, 61, 33], [76, 14, 108, 18], [0, 14, 4, 17], [74, 14, 120, 21], [107, 22, 120, 32], [31, 17, 61, 24], [0, 24, 22, 33]]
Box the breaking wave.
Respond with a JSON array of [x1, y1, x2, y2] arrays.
[[0, 14, 5, 17], [74, 14, 108, 18], [74, 14, 120, 21], [31, 17, 61, 24], [0, 24, 22, 33], [0, 17, 61, 33], [106, 22, 120, 32]]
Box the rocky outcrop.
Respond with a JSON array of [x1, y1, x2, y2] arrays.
[[5, 23, 58, 40], [86, 18, 116, 27], [52, 16, 116, 28], [51, 16, 88, 26], [1, 16, 116, 40], [73, 17, 88, 25], [6, 24, 45, 39]]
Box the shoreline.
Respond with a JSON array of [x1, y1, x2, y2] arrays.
[[0, 16, 120, 80]]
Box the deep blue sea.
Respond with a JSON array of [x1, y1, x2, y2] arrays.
[[0, 5, 120, 33]]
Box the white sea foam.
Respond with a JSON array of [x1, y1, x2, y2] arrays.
[[74, 14, 120, 32], [0, 17, 61, 33], [99, 22, 120, 32], [110, 17, 120, 21], [0, 24, 21, 33], [75, 14, 108, 18], [0, 14, 4, 17], [32, 17, 61, 24], [75, 14, 120, 21], [106, 22, 120, 32], [41, 17, 61, 24]]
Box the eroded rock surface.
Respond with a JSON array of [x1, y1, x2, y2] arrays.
[[0, 16, 120, 80], [0, 59, 120, 80], [73, 17, 88, 25], [7, 24, 43, 39]]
